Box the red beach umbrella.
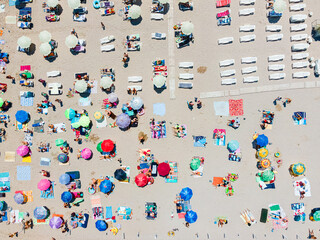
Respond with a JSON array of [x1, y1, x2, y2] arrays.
[[101, 139, 114, 152], [135, 173, 148, 187], [158, 162, 171, 177]]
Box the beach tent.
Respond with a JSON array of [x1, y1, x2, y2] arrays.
[[185, 210, 198, 223], [99, 179, 112, 193], [180, 187, 193, 201], [61, 191, 73, 203]]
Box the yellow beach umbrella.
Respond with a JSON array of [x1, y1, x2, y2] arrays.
[[257, 147, 268, 158], [94, 111, 103, 121]]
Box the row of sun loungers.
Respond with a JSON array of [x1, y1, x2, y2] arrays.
[[178, 62, 194, 89]]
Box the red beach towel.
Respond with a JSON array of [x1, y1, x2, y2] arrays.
[[229, 99, 244, 116]]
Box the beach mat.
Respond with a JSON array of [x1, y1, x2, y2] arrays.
[[22, 156, 31, 163], [213, 129, 226, 146], [33, 218, 49, 225], [4, 152, 15, 162], [165, 161, 177, 183], [153, 103, 166, 116], [214, 101, 229, 116], [229, 99, 244, 116], [0, 172, 10, 192], [212, 177, 224, 186], [193, 136, 207, 147], [17, 166, 31, 181], [293, 112, 306, 125]]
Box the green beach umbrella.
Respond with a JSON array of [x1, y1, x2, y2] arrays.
[[55, 139, 64, 147], [79, 115, 90, 127], [261, 169, 275, 182], [190, 158, 200, 171], [65, 108, 76, 120], [96, 141, 103, 152], [0, 98, 4, 108], [313, 210, 320, 221], [71, 122, 80, 129]]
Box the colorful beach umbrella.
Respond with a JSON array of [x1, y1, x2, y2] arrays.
[[95, 220, 107, 231], [114, 169, 127, 181], [227, 140, 239, 152], [180, 187, 193, 201], [37, 179, 51, 191], [100, 76, 113, 89], [99, 179, 112, 194], [49, 216, 63, 229], [75, 80, 88, 93], [292, 163, 306, 176], [47, 0, 59, 8], [96, 141, 103, 152], [93, 111, 103, 121], [59, 174, 71, 185], [17, 36, 31, 49], [258, 147, 269, 158], [130, 97, 143, 110], [55, 138, 65, 147], [57, 153, 68, 163], [185, 210, 198, 223], [65, 35, 78, 48], [116, 113, 131, 129], [135, 174, 148, 187], [34, 206, 48, 220], [101, 139, 114, 152], [260, 159, 271, 169], [68, 0, 81, 9], [79, 115, 90, 127], [261, 169, 275, 182], [0, 98, 3, 108], [71, 121, 81, 129], [15, 110, 29, 123], [181, 21, 194, 35], [128, 5, 141, 19], [312, 210, 320, 221], [190, 158, 201, 171], [158, 162, 171, 177], [40, 42, 52, 56], [273, 0, 286, 13], [61, 191, 73, 203], [107, 93, 118, 103], [39, 31, 52, 43], [256, 134, 269, 147], [16, 145, 29, 157], [14, 193, 26, 205], [153, 75, 166, 88], [81, 148, 92, 159], [65, 108, 76, 120]]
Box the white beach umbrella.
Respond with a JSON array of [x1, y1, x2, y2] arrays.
[[39, 43, 52, 56], [153, 75, 166, 88], [159, 0, 169, 4], [128, 5, 141, 19], [65, 35, 78, 48], [39, 31, 52, 43], [179, 0, 189, 3], [100, 76, 113, 89], [68, 0, 81, 9], [47, 0, 59, 8], [273, 0, 286, 13], [17, 36, 31, 48], [75, 80, 88, 93], [181, 21, 194, 35]]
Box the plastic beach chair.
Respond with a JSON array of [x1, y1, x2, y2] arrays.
[[243, 76, 259, 83], [178, 82, 193, 89], [221, 78, 236, 85], [220, 69, 236, 77], [266, 25, 282, 32], [179, 73, 194, 80], [268, 64, 285, 71], [128, 76, 142, 82], [241, 57, 257, 64], [291, 34, 308, 41], [269, 73, 286, 80], [179, 62, 194, 68], [267, 34, 283, 41], [47, 71, 61, 77], [290, 3, 306, 11], [218, 37, 233, 45], [100, 36, 115, 44], [292, 61, 308, 69], [100, 45, 115, 52], [240, 0, 255, 5], [216, 0, 231, 8], [219, 59, 234, 67], [292, 53, 309, 60], [292, 72, 310, 78], [240, 34, 256, 42], [290, 24, 307, 32], [151, 33, 166, 39], [268, 55, 284, 62], [290, 14, 307, 23], [241, 66, 257, 74], [150, 13, 163, 20], [239, 25, 255, 32], [291, 43, 309, 52], [239, 8, 255, 16]]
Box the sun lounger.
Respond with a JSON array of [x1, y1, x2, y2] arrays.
[[242, 57, 257, 64], [217, 10, 230, 18], [179, 73, 194, 80], [243, 76, 259, 83], [218, 37, 233, 45], [216, 0, 231, 8], [219, 59, 234, 67], [290, 34, 308, 41], [179, 62, 193, 68], [217, 17, 231, 26], [292, 71, 310, 78], [220, 69, 236, 77], [242, 66, 257, 74], [266, 25, 282, 32], [240, 0, 255, 5], [179, 2, 193, 11], [292, 52, 309, 60], [127, 86, 142, 91], [151, 33, 166, 40], [292, 61, 308, 69], [100, 45, 115, 52], [221, 78, 236, 85], [290, 0, 302, 2], [47, 71, 61, 77], [268, 55, 284, 62], [290, 14, 307, 23], [239, 25, 255, 32], [178, 82, 193, 89], [128, 76, 142, 82], [290, 3, 306, 11], [290, 24, 307, 32], [73, 14, 86, 22], [269, 73, 285, 80], [240, 34, 256, 43], [17, 22, 32, 29], [267, 34, 283, 41], [150, 13, 164, 20], [100, 36, 115, 44], [291, 43, 309, 52], [268, 64, 285, 71], [239, 8, 255, 16]]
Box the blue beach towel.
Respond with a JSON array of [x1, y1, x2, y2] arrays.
[[105, 206, 113, 220], [17, 166, 31, 181], [193, 136, 207, 147], [0, 172, 10, 192]]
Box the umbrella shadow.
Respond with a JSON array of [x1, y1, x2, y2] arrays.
[[268, 16, 281, 24], [163, 4, 170, 15], [55, 5, 63, 15], [130, 16, 142, 26], [79, 91, 91, 98], [26, 43, 36, 56], [15, 2, 27, 9], [134, 0, 142, 6], [154, 85, 166, 94]]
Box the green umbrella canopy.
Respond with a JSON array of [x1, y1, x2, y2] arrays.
[[96, 141, 103, 152], [55, 138, 64, 147], [190, 158, 200, 171], [261, 169, 274, 182], [64, 108, 76, 119], [71, 122, 81, 129], [79, 115, 90, 127], [313, 210, 320, 221], [0, 98, 4, 108]]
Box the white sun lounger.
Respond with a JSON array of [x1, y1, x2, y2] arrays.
[[242, 57, 257, 64], [179, 73, 194, 80], [151, 33, 166, 39], [48, 83, 62, 95], [239, 8, 255, 16], [292, 53, 309, 60], [150, 13, 164, 20], [289, 0, 302, 2], [127, 85, 142, 91], [292, 61, 308, 69], [240, 34, 256, 43], [267, 34, 283, 41], [239, 25, 255, 32], [290, 3, 306, 11], [178, 82, 193, 89], [269, 73, 286, 80], [47, 71, 61, 77], [179, 62, 194, 68], [291, 43, 309, 52], [240, 0, 255, 5], [243, 76, 259, 83], [220, 69, 236, 77], [128, 76, 143, 82], [219, 59, 235, 67], [218, 37, 234, 45], [242, 66, 257, 74], [221, 78, 237, 85], [293, 71, 310, 78], [268, 64, 285, 71], [290, 14, 307, 23], [290, 34, 308, 41], [268, 55, 284, 62], [290, 24, 307, 32], [100, 45, 115, 52], [100, 35, 115, 44], [266, 25, 282, 32]]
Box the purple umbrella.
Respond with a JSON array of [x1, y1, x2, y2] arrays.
[[81, 148, 92, 160], [14, 193, 26, 204], [116, 113, 131, 129], [49, 216, 63, 229], [16, 145, 29, 157]]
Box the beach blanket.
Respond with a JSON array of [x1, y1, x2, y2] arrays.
[[22, 156, 31, 163], [0, 4, 5, 13], [24, 132, 33, 147], [293, 112, 306, 125], [20, 91, 34, 106], [165, 161, 178, 183], [79, 97, 92, 106], [40, 157, 51, 166], [193, 136, 207, 147], [17, 166, 31, 181], [150, 121, 166, 139], [9, 0, 16, 6], [15, 121, 28, 132], [173, 124, 187, 138], [91, 195, 103, 219], [213, 129, 226, 146], [262, 110, 274, 129], [9, 210, 24, 223], [117, 206, 132, 220], [33, 218, 49, 225], [105, 206, 113, 221], [40, 181, 54, 199], [119, 166, 130, 183], [293, 177, 311, 197], [15, 190, 33, 202], [0, 172, 10, 192], [291, 203, 305, 222], [212, 177, 224, 187], [32, 118, 45, 133], [240, 210, 257, 226], [153, 103, 166, 116], [20, 65, 31, 71], [53, 123, 66, 133], [214, 101, 229, 116], [228, 152, 241, 162], [5, 16, 16, 24], [229, 99, 244, 116], [4, 152, 15, 162]]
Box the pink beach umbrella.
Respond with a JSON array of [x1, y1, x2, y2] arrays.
[[81, 148, 92, 160], [16, 145, 29, 157], [37, 179, 51, 191]]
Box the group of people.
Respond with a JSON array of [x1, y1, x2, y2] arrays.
[[187, 97, 202, 110]]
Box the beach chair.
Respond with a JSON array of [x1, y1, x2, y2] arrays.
[[100, 45, 115, 52], [72, 45, 85, 53], [290, 14, 307, 23], [73, 14, 86, 22], [290, 24, 307, 32], [266, 34, 283, 41], [292, 71, 310, 78], [220, 69, 236, 77], [48, 83, 62, 95], [179, 73, 194, 80], [128, 76, 142, 82], [239, 8, 255, 16], [240, 34, 256, 43], [150, 13, 164, 20], [242, 57, 257, 64], [242, 66, 257, 74], [100, 36, 115, 44], [100, 8, 115, 16], [127, 43, 141, 51], [178, 82, 193, 89], [268, 64, 285, 71], [291, 43, 309, 52], [100, 1, 114, 8], [218, 37, 233, 45], [179, 62, 193, 68], [47, 71, 61, 77], [239, 25, 255, 32], [179, 2, 193, 11], [269, 73, 285, 80], [151, 33, 166, 40], [290, 0, 303, 2], [290, 3, 306, 11], [217, 10, 230, 18], [290, 34, 308, 41], [219, 59, 234, 67], [216, 0, 231, 8], [260, 209, 268, 223], [266, 25, 282, 32], [176, 39, 190, 48], [127, 86, 142, 91], [292, 52, 309, 60], [240, 0, 255, 5], [221, 78, 237, 85], [243, 76, 259, 83], [217, 17, 231, 26], [292, 61, 308, 69], [268, 55, 284, 62]]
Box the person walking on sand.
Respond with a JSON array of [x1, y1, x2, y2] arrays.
[[308, 229, 317, 239], [187, 101, 194, 110], [101, 22, 105, 30]]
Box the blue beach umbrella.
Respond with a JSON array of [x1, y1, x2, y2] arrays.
[[61, 191, 73, 203], [256, 134, 268, 147], [95, 220, 107, 231], [180, 187, 193, 201], [34, 206, 48, 220], [15, 110, 29, 123], [14, 193, 26, 204], [57, 153, 68, 163], [59, 174, 71, 185], [185, 210, 198, 223], [99, 179, 112, 194]]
